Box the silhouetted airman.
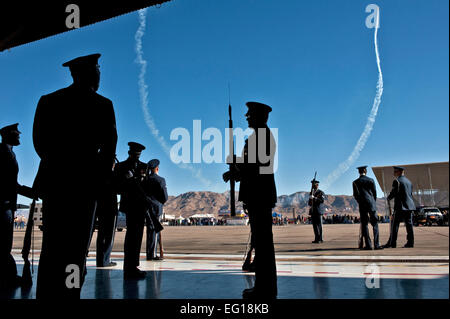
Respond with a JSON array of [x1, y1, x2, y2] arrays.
[[384, 166, 416, 248], [33, 54, 117, 298], [352, 166, 382, 250], [308, 180, 325, 243], [0, 123, 35, 291], [114, 142, 148, 279], [223, 101, 277, 299]]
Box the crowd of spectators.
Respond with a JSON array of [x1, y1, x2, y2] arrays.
[[13, 215, 27, 229], [441, 209, 448, 225], [164, 210, 450, 227], [293, 214, 390, 225]]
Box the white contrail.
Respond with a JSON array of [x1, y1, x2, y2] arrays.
[[134, 8, 211, 187], [323, 10, 383, 188]]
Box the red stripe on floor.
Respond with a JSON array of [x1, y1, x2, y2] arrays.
[[315, 272, 339, 274]]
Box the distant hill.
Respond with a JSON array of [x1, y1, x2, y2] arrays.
[[164, 191, 388, 218]]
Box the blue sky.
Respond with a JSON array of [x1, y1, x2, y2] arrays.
[[0, 0, 448, 204]]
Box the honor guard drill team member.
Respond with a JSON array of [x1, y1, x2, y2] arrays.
[[0, 124, 35, 290], [384, 166, 416, 248], [32, 54, 118, 298], [352, 166, 383, 250], [308, 180, 325, 243], [115, 142, 148, 279], [144, 159, 168, 261], [223, 102, 277, 299]]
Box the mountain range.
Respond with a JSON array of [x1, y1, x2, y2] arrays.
[[164, 191, 388, 218]]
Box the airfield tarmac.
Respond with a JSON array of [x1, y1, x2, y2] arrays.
[[12, 223, 449, 257]]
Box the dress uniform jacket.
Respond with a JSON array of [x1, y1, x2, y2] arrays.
[[308, 189, 325, 215], [33, 84, 117, 197], [352, 175, 377, 212], [236, 126, 277, 208], [387, 176, 416, 212]]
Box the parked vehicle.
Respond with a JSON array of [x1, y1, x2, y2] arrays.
[[414, 207, 444, 226]]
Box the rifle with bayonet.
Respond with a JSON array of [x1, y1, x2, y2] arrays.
[[309, 171, 317, 215], [21, 199, 36, 287], [228, 86, 236, 217], [384, 197, 394, 247]]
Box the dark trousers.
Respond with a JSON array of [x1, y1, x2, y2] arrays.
[[0, 207, 17, 288], [124, 210, 145, 271], [311, 214, 323, 241], [360, 210, 380, 248], [36, 194, 97, 299], [145, 214, 161, 259], [95, 196, 117, 267], [391, 210, 414, 245], [247, 204, 277, 296]]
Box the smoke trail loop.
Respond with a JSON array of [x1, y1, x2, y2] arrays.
[[323, 10, 383, 188], [134, 9, 211, 187]]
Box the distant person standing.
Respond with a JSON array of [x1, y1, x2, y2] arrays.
[[384, 166, 416, 248], [0, 123, 35, 290], [308, 180, 325, 243], [352, 166, 383, 250], [223, 102, 277, 299], [144, 159, 168, 261], [33, 54, 118, 298], [19, 215, 24, 229], [115, 142, 148, 279]]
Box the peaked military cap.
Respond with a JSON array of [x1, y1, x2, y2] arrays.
[[62, 53, 101, 69], [311, 179, 320, 184], [357, 165, 368, 173], [393, 166, 405, 171], [128, 142, 146, 152], [148, 159, 160, 169], [246, 102, 272, 114], [0, 123, 20, 136]]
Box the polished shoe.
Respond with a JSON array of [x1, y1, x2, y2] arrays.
[[242, 262, 256, 272], [374, 246, 384, 250], [98, 261, 117, 267], [363, 246, 373, 250], [147, 256, 164, 261], [124, 269, 147, 280], [242, 287, 277, 299], [312, 240, 320, 244], [9, 275, 23, 288], [403, 243, 414, 248], [383, 243, 396, 248]]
